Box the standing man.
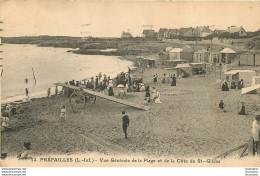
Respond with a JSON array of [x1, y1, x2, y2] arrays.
[[25, 88, 29, 97], [122, 111, 129, 139], [55, 85, 58, 95]]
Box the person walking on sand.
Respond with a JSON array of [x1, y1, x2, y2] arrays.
[[47, 88, 51, 98], [25, 88, 29, 97], [122, 111, 129, 139], [25, 88, 30, 101], [60, 105, 66, 122]]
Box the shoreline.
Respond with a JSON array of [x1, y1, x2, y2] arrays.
[[1, 44, 135, 107]]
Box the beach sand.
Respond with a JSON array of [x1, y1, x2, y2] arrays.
[[1, 67, 260, 158]]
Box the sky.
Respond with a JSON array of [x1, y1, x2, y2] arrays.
[[0, 0, 260, 37]]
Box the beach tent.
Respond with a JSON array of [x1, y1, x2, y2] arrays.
[[175, 63, 192, 78], [220, 48, 237, 64], [241, 84, 260, 94], [224, 70, 256, 86]]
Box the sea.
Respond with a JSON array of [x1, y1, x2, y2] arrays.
[[0, 44, 133, 104]]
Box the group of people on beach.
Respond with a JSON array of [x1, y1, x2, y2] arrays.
[[218, 100, 246, 115], [64, 71, 148, 99], [65, 72, 113, 96], [222, 77, 244, 91], [153, 73, 177, 87], [144, 86, 162, 104]]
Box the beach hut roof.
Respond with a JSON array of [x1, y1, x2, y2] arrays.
[[170, 48, 183, 53], [166, 47, 174, 52], [242, 50, 260, 55], [143, 57, 156, 61], [220, 48, 236, 54], [241, 84, 260, 95], [175, 63, 190, 68], [194, 49, 208, 54], [190, 62, 206, 65], [224, 70, 256, 75], [182, 45, 195, 52]]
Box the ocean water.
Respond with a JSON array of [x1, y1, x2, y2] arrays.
[[1, 44, 133, 104]]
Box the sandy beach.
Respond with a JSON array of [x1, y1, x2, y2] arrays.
[[1, 65, 260, 159]]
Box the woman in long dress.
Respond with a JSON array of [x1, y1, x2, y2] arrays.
[[231, 80, 236, 89], [171, 74, 176, 86], [108, 80, 114, 96]]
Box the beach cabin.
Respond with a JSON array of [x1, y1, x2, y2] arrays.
[[239, 51, 260, 66], [175, 63, 192, 78], [169, 45, 194, 63], [224, 70, 256, 87], [158, 50, 170, 60], [193, 49, 209, 63], [157, 48, 187, 68], [169, 48, 182, 60], [220, 48, 237, 64], [208, 50, 221, 63]]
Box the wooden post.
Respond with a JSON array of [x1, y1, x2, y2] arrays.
[[0, 21, 3, 155]]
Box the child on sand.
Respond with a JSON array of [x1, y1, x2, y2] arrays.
[[219, 100, 226, 112], [1, 116, 10, 131], [18, 142, 32, 160], [155, 89, 162, 104], [60, 105, 66, 122]]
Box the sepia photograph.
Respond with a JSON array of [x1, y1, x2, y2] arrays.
[[0, 0, 260, 168]]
